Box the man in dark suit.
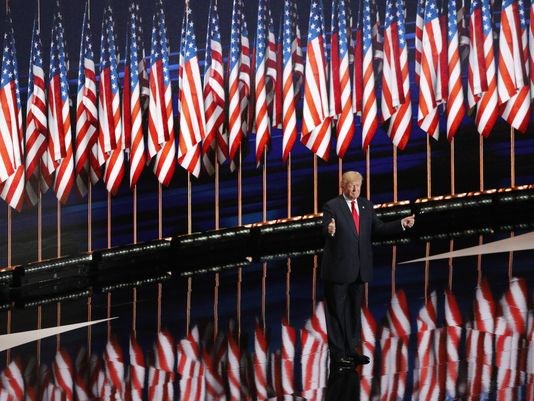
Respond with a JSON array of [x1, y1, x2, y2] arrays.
[[321, 171, 414, 369]]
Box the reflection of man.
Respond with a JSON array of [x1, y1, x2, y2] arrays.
[[321, 171, 414, 369]]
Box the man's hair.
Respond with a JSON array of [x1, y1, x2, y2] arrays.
[[341, 171, 363, 186]]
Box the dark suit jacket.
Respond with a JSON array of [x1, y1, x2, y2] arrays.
[[321, 195, 403, 283]]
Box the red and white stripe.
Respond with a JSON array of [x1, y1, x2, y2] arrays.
[[147, 73, 173, 159], [128, 335, 145, 394], [331, 0, 354, 158], [387, 289, 411, 338], [415, 294, 439, 401], [25, 25, 48, 206], [227, 0, 244, 162], [52, 350, 74, 401], [414, 0, 425, 85], [177, 6, 206, 178], [417, 0, 443, 140], [254, 0, 271, 165], [300, 329, 323, 395], [226, 335, 241, 401], [201, 350, 225, 401], [467, 0, 499, 137], [1, 359, 24, 401], [280, 321, 296, 396], [103, 337, 125, 395], [501, 277, 528, 335], [301, 0, 331, 160], [177, 327, 205, 401], [445, 0, 465, 141], [75, 80, 100, 198], [494, 316, 516, 397], [499, 0, 530, 133], [253, 325, 268, 400], [90, 356, 105, 399], [0, 18, 25, 211], [474, 278, 496, 333], [444, 290, 462, 399], [202, 0, 227, 174], [360, 0, 379, 150], [360, 306, 376, 401], [155, 331, 175, 375], [281, 0, 298, 161], [381, 0, 412, 149]]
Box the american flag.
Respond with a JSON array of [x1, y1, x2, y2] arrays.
[[25, 17, 48, 207], [0, 10, 25, 211], [227, 334, 241, 401], [103, 337, 125, 395], [53, 349, 74, 401], [1, 360, 24, 401], [417, 0, 443, 140], [381, 0, 412, 149], [253, 324, 268, 400], [415, 0, 425, 85], [148, 0, 175, 186], [301, 0, 331, 160], [281, 0, 298, 161], [266, 9, 277, 114], [361, 0, 379, 149], [467, 0, 498, 137], [271, 19, 283, 130], [293, 5, 305, 100], [98, 3, 124, 196], [353, 3, 363, 115], [445, 0, 465, 141], [371, 0, 383, 76], [281, 320, 296, 395], [177, 3, 206, 178], [331, 0, 354, 158], [75, 3, 100, 198], [123, 0, 147, 189], [415, 293, 439, 401], [128, 335, 146, 401], [499, 0, 530, 133], [47, 2, 74, 204], [254, 0, 271, 164], [239, 8, 252, 144], [203, 0, 227, 175], [228, 0, 244, 162]]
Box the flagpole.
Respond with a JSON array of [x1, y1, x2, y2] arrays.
[[313, 155, 318, 214], [477, 135, 484, 285], [338, 159, 342, 191], [87, 0, 93, 358], [157, 178, 162, 334], [107, 193, 112, 249], [57, 201, 61, 257], [448, 139, 455, 291], [237, 148, 242, 341], [214, 154, 220, 338], [424, 135, 432, 303], [186, 172, 192, 335], [262, 150, 267, 329], [507, 127, 516, 281], [287, 153, 292, 214], [364, 148, 371, 306], [391, 145, 398, 298]]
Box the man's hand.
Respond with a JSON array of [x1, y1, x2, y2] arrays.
[[401, 214, 415, 229], [328, 218, 336, 237]]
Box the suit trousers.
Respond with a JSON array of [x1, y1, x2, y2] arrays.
[[323, 279, 364, 359]]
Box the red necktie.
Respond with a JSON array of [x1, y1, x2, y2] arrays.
[[351, 200, 359, 233]]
